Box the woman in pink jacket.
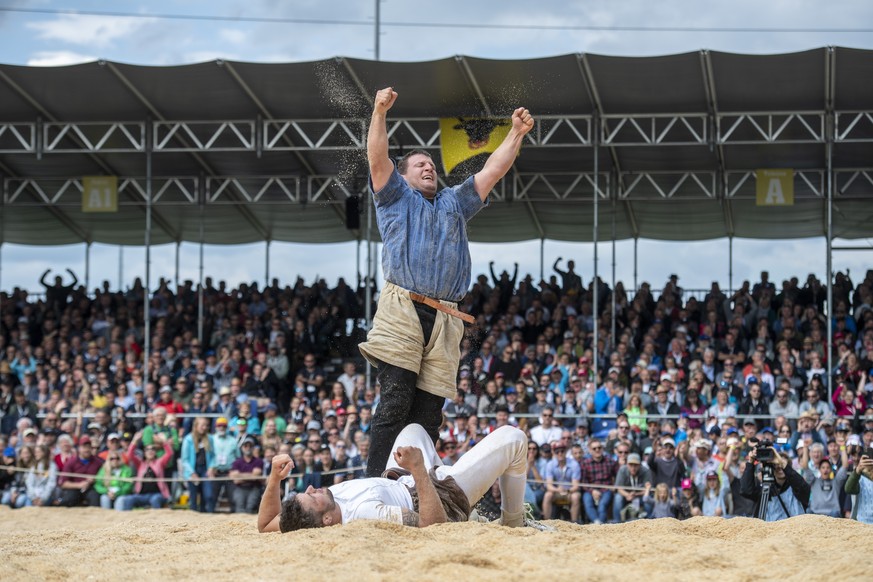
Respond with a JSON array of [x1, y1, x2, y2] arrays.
[[116, 431, 174, 511]]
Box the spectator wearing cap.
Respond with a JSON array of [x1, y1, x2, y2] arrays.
[[119, 431, 174, 510], [700, 470, 729, 517], [738, 380, 770, 431], [647, 435, 686, 490], [542, 440, 582, 523], [230, 436, 264, 514], [613, 452, 654, 521], [57, 436, 104, 507]]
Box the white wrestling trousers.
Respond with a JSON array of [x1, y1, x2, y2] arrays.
[[385, 424, 528, 519]]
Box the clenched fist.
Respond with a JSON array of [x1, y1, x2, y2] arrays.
[[373, 87, 398, 115], [393, 446, 425, 473], [511, 107, 534, 135]]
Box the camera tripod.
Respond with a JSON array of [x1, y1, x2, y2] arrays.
[[756, 463, 776, 520]]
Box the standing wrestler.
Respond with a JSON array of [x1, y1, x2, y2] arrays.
[[360, 86, 534, 477]]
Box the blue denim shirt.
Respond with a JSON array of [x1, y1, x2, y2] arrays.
[[370, 167, 487, 301]]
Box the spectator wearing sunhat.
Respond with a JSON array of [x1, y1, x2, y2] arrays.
[[687, 438, 720, 491], [215, 385, 238, 421]]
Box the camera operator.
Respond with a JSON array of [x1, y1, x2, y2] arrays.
[[740, 441, 810, 521], [844, 447, 873, 524]]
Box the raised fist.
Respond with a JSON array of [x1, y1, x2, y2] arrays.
[[373, 87, 398, 114]]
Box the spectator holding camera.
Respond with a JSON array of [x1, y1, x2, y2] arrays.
[[740, 442, 810, 521], [844, 446, 873, 524]]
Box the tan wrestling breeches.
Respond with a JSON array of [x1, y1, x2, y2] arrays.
[[358, 282, 464, 400]]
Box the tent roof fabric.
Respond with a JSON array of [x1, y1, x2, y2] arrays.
[[0, 47, 871, 246]]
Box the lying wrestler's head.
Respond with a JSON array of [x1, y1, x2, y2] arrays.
[[279, 485, 340, 532]]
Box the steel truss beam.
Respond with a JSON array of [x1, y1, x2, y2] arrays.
[[601, 114, 708, 146], [5, 111, 873, 154], [717, 112, 825, 144], [14, 168, 866, 206]]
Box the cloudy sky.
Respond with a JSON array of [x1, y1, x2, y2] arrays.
[[1, 0, 872, 294]]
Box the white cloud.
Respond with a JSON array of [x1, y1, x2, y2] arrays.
[[219, 28, 246, 45], [26, 15, 153, 49], [26, 50, 97, 66]]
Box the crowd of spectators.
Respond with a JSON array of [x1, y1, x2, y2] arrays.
[[1, 263, 872, 526]]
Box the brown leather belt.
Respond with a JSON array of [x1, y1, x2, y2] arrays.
[[408, 292, 475, 324]]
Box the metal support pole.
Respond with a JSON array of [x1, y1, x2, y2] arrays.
[[611, 186, 616, 350], [374, 0, 381, 60], [143, 120, 153, 381], [265, 239, 271, 287], [728, 236, 734, 294], [174, 241, 180, 290], [85, 241, 91, 292], [118, 246, 123, 290], [633, 237, 638, 291], [826, 113, 834, 402], [365, 194, 373, 390], [539, 238, 545, 282], [198, 179, 205, 345], [356, 238, 361, 288], [592, 114, 600, 383]]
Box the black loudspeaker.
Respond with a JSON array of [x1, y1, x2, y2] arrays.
[[345, 196, 361, 230]]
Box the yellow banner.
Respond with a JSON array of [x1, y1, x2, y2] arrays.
[[82, 176, 118, 213], [439, 117, 511, 175], [755, 169, 794, 206]]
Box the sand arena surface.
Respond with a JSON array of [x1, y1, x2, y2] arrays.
[[1, 508, 870, 581]]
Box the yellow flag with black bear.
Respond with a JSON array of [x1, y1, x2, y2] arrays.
[[439, 117, 511, 176]]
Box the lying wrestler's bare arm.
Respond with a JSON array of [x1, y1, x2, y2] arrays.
[[258, 454, 294, 533]]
